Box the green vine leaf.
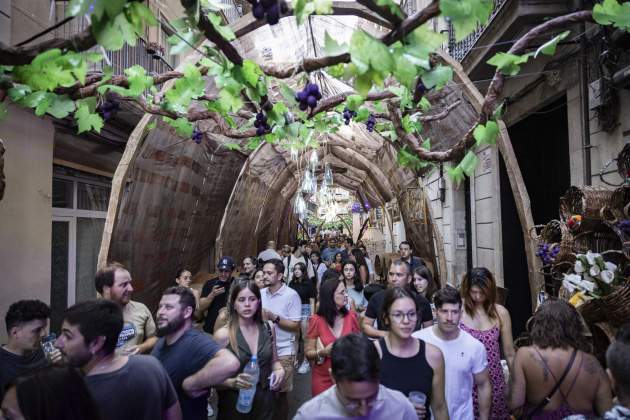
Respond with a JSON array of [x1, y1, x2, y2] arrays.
[[345, 94, 364, 111], [324, 32, 349, 56], [374, 0, 404, 19], [446, 165, 465, 185], [397, 145, 430, 170], [98, 65, 154, 97], [459, 150, 479, 177], [440, 0, 494, 41], [473, 120, 499, 147], [91, 13, 135, 50], [241, 59, 263, 88], [75, 99, 104, 133], [207, 13, 236, 41], [47, 95, 76, 119], [67, 0, 91, 17], [534, 31, 570, 58], [418, 97, 431, 113], [163, 117, 194, 137], [421, 65, 453, 90], [487, 52, 531, 76], [593, 0, 630, 31], [224, 142, 242, 151]]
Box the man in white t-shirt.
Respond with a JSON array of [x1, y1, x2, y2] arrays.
[[261, 258, 301, 420], [295, 334, 416, 420], [283, 240, 314, 283], [413, 286, 491, 420]]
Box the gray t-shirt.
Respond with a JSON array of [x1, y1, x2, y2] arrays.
[[152, 329, 219, 420], [85, 355, 178, 420], [294, 384, 416, 420]]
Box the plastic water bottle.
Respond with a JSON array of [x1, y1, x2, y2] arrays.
[[41, 333, 57, 362], [236, 356, 260, 414]]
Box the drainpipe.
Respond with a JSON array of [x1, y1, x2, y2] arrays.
[[580, 2, 592, 185]]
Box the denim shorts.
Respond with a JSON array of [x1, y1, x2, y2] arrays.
[[301, 304, 311, 320]]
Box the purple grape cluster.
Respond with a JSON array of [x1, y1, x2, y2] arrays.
[[191, 127, 203, 144], [342, 107, 356, 125], [98, 99, 119, 120], [252, 0, 288, 25], [295, 83, 321, 111], [366, 114, 376, 132], [254, 112, 271, 136], [536, 243, 559, 265], [415, 81, 427, 98], [618, 220, 630, 234]]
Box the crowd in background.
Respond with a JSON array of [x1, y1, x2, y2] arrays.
[[1, 232, 628, 420]]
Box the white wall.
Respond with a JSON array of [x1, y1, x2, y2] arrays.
[[0, 106, 55, 342]]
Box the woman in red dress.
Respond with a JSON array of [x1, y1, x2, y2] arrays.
[[304, 277, 360, 396]]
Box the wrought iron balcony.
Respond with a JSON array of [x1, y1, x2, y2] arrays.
[[447, 0, 509, 62]]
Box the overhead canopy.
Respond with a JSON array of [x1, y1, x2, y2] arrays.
[[100, 11, 490, 310]]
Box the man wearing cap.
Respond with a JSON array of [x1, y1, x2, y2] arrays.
[[198, 256, 235, 334]]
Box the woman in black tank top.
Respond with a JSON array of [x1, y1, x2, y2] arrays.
[[374, 287, 449, 420]]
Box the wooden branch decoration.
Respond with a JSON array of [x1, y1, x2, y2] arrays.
[[0, 29, 96, 66], [297, 218, 311, 241], [356, 217, 370, 243], [356, 0, 404, 26]]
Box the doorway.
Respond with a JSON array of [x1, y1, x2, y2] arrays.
[[501, 96, 571, 337]]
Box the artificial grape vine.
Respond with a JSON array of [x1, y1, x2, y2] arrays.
[[252, 0, 288, 25], [191, 127, 203, 144], [366, 114, 376, 132], [254, 112, 271, 136], [98, 99, 120, 121], [295, 83, 321, 111], [536, 243, 560, 265], [342, 107, 357, 125]]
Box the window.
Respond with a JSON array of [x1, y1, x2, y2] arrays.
[[50, 167, 111, 331]]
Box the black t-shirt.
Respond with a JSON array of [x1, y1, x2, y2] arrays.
[[201, 277, 232, 333], [85, 355, 178, 420], [0, 346, 48, 398], [290, 280, 316, 304], [365, 288, 433, 330], [151, 328, 220, 420]]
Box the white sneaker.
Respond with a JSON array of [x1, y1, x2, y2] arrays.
[[297, 360, 310, 374], [207, 403, 214, 418]]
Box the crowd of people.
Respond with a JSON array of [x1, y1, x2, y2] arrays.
[[1, 233, 628, 420]]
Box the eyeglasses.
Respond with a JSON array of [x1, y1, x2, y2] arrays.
[[389, 311, 417, 323], [335, 387, 382, 414]]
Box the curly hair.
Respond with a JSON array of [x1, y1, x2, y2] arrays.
[[528, 300, 589, 351], [5, 300, 51, 331]]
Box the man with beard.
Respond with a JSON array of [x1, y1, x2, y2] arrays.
[[96, 262, 157, 355], [54, 300, 182, 420], [152, 286, 240, 420]]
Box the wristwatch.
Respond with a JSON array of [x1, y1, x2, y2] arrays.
[[273, 314, 281, 324]]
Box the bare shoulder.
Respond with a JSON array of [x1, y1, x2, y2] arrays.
[[424, 341, 444, 368], [581, 351, 605, 377], [495, 304, 510, 319], [214, 326, 229, 341]]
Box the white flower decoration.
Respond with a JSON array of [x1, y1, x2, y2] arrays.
[[579, 279, 596, 292], [563, 279, 576, 293], [574, 260, 585, 273], [589, 265, 601, 277], [600, 270, 614, 284], [585, 251, 597, 265], [604, 261, 617, 272]]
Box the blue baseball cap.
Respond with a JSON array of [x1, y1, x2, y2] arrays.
[[217, 256, 235, 270]]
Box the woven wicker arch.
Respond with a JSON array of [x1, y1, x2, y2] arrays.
[[97, 27, 541, 310]]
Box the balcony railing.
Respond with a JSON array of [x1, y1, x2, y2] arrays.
[[52, 2, 178, 76], [447, 0, 509, 62]]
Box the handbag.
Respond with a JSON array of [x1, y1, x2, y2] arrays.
[[522, 348, 578, 419]]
